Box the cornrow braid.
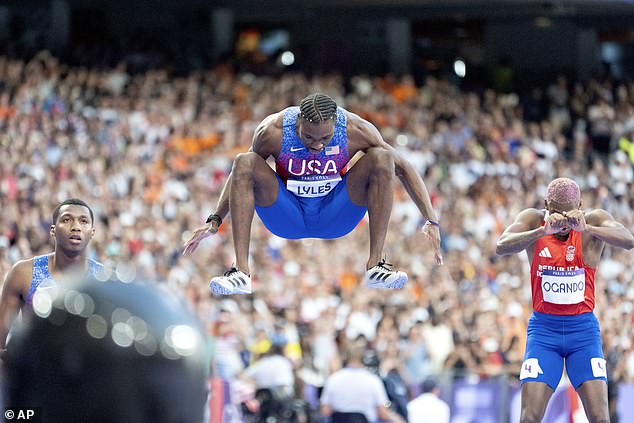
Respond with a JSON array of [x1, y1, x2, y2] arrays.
[[299, 93, 337, 123]]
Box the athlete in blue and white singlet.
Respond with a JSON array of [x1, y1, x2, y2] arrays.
[[0, 199, 101, 361], [24, 254, 102, 304], [184, 93, 443, 295], [497, 178, 634, 423]]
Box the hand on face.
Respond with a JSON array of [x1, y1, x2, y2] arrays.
[[544, 209, 585, 235], [544, 211, 570, 235], [564, 209, 586, 232]]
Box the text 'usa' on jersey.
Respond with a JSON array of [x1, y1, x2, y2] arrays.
[[530, 228, 596, 315], [276, 106, 350, 198]]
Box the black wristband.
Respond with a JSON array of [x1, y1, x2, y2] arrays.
[[205, 213, 222, 226]]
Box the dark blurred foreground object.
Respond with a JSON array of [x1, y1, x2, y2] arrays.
[[4, 275, 210, 423]]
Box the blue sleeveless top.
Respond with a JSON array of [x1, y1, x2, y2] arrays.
[[275, 106, 350, 192], [25, 255, 103, 304]]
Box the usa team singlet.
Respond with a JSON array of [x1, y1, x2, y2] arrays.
[[255, 107, 367, 239]]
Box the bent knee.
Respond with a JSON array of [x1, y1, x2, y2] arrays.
[[232, 152, 263, 175], [233, 152, 263, 167]]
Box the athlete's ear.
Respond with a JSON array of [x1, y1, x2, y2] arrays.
[[50, 224, 56, 237], [90, 227, 95, 238]]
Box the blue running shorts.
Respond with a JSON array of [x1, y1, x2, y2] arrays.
[[255, 174, 367, 239], [520, 311, 607, 391]]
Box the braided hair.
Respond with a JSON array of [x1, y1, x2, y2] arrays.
[[299, 93, 337, 123]]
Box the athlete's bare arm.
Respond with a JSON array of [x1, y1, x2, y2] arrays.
[[574, 209, 634, 267], [346, 112, 443, 264], [496, 208, 571, 257], [214, 112, 282, 223], [347, 113, 437, 222], [579, 209, 634, 249], [0, 260, 31, 360], [250, 112, 284, 159], [182, 112, 282, 256]]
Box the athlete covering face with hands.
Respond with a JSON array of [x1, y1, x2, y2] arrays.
[[496, 177, 634, 423], [183, 93, 442, 295]]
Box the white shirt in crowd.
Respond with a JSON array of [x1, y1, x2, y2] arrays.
[[244, 355, 294, 389], [407, 392, 450, 423], [321, 367, 389, 422]]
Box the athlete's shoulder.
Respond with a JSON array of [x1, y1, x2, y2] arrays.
[[519, 207, 545, 217], [3, 257, 38, 295], [258, 111, 285, 132], [343, 109, 367, 127], [515, 208, 544, 226], [345, 111, 382, 147], [252, 112, 284, 156], [10, 256, 38, 274], [582, 208, 612, 225]]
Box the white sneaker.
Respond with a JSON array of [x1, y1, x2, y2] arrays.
[[209, 268, 252, 295], [364, 259, 408, 289]]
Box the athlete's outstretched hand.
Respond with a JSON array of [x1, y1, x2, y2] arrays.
[[182, 221, 220, 256], [544, 211, 569, 235], [422, 222, 443, 266]]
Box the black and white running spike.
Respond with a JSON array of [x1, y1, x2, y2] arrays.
[[364, 259, 408, 289], [210, 268, 252, 295]]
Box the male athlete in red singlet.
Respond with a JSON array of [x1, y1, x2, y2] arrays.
[[496, 177, 634, 423]]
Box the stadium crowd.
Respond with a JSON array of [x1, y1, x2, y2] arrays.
[[1, 50, 634, 420]]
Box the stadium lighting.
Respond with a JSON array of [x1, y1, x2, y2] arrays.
[[280, 51, 295, 66], [454, 59, 466, 78]]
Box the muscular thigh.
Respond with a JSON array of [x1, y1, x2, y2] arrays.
[[521, 315, 566, 391], [521, 381, 554, 417], [345, 151, 374, 206], [576, 380, 608, 421], [346, 148, 394, 206], [564, 314, 606, 389], [241, 154, 280, 207]]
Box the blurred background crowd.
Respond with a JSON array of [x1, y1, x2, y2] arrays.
[[0, 46, 633, 421]]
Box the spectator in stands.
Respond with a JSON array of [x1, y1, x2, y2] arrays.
[[407, 378, 450, 423], [321, 343, 405, 423]]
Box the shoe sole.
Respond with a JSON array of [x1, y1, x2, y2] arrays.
[[364, 274, 408, 289], [209, 281, 252, 295]]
